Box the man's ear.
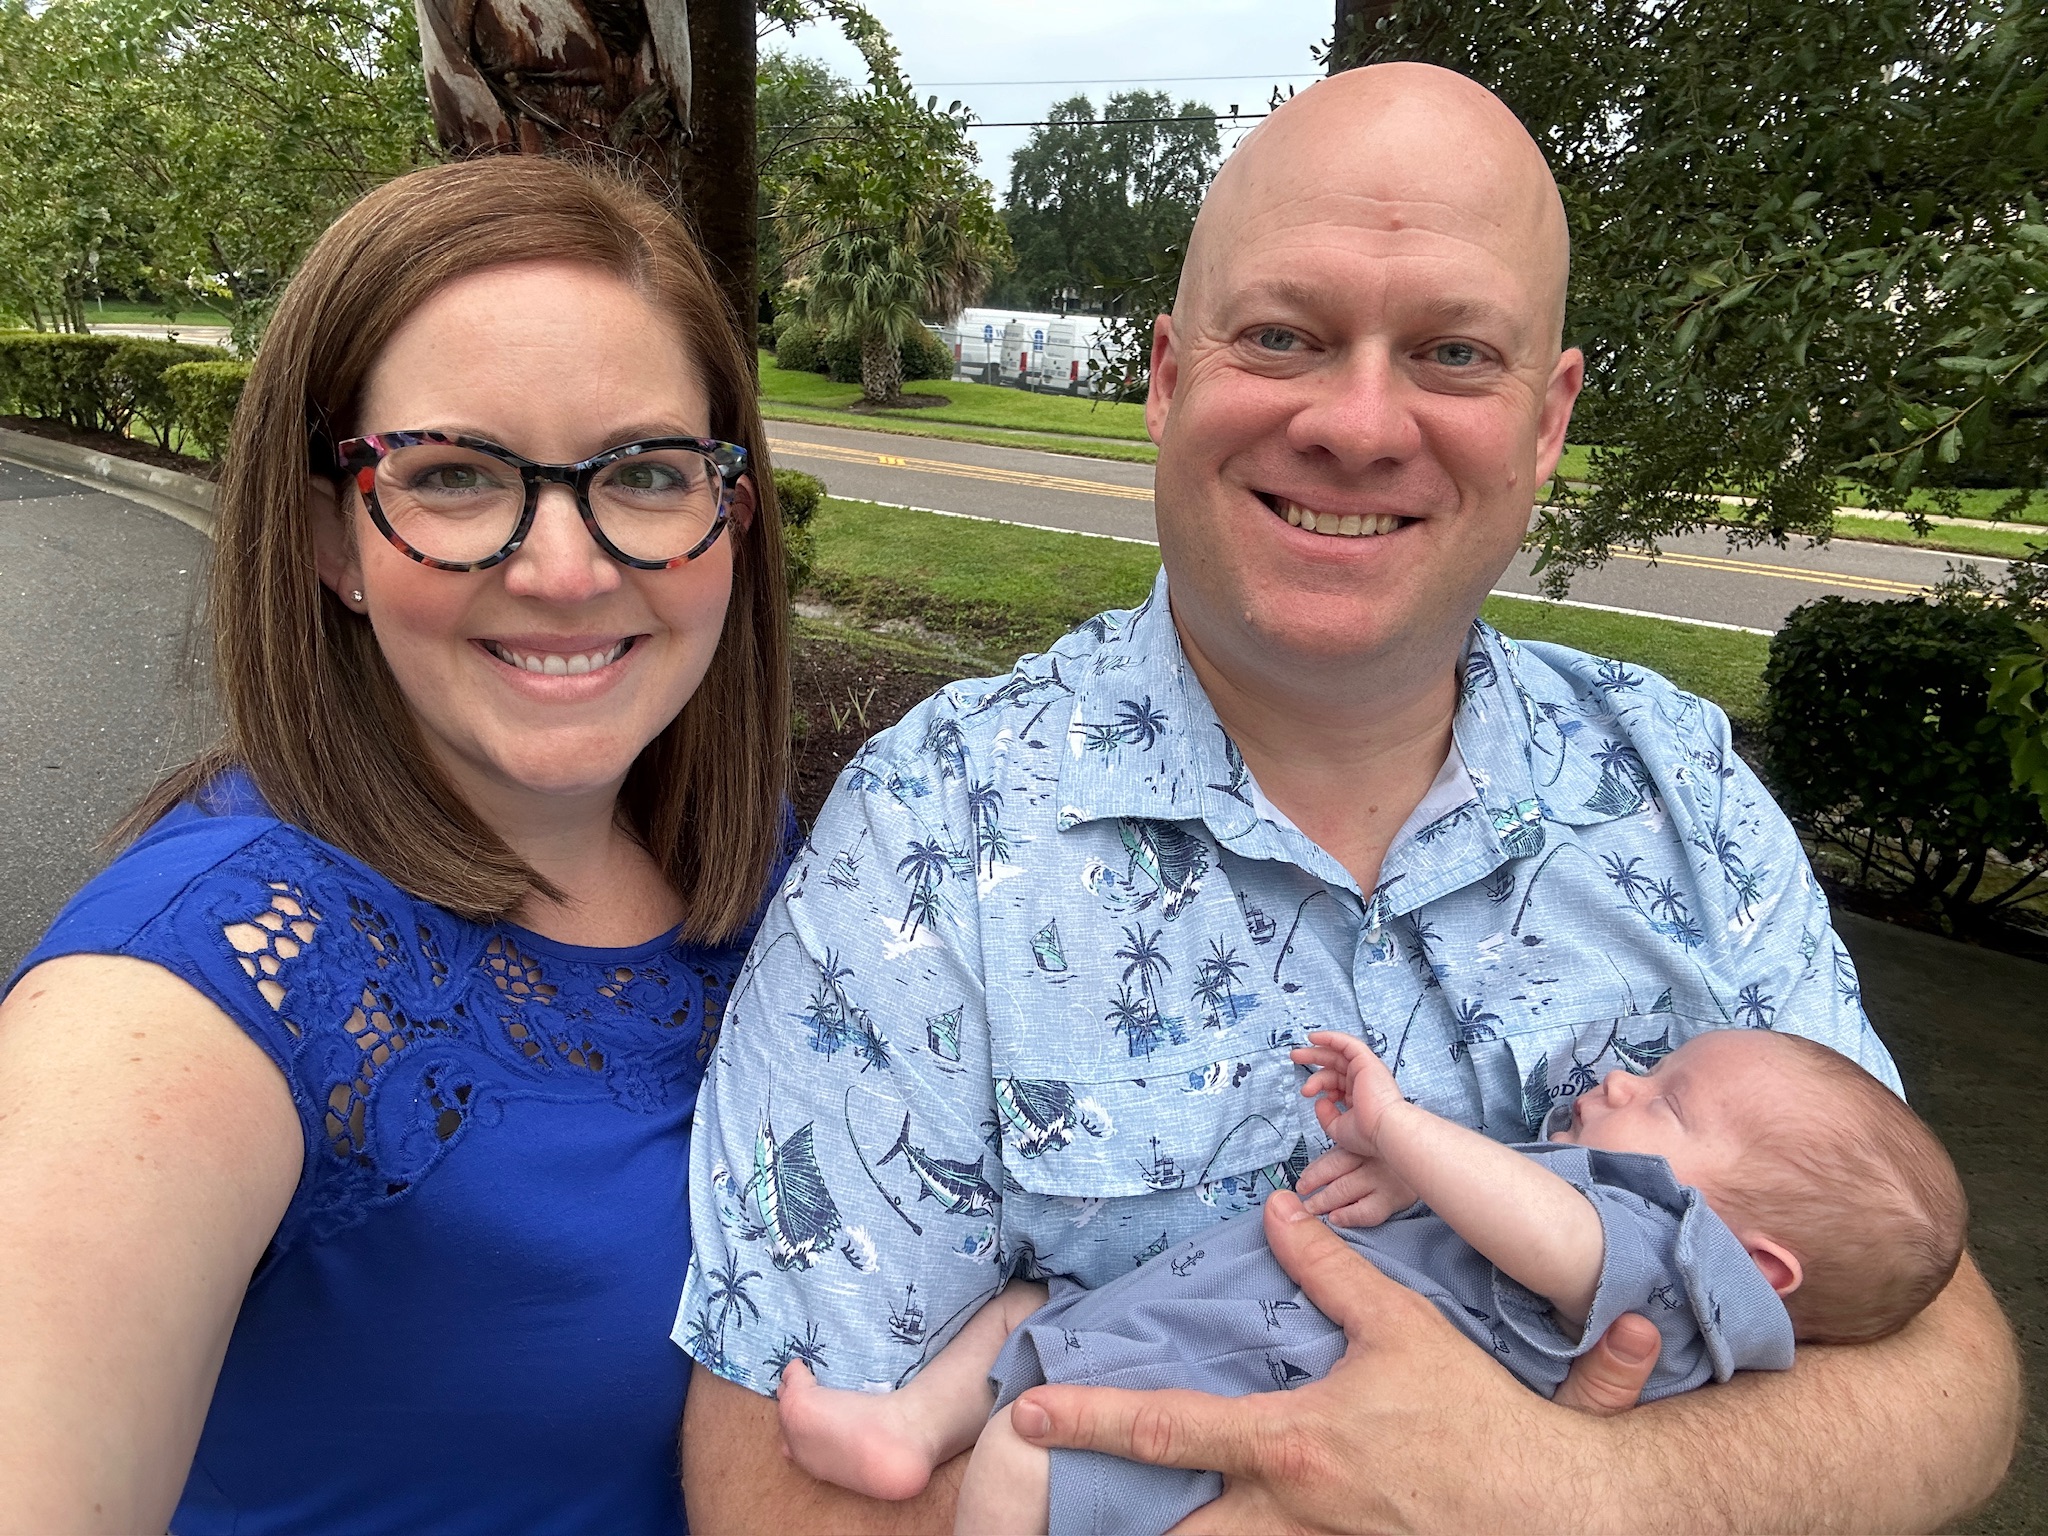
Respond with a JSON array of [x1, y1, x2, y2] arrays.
[[1532, 345, 1585, 488], [1143, 312, 1178, 448], [1743, 1234, 1803, 1298], [730, 472, 758, 535], [309, 473, 364, 607]]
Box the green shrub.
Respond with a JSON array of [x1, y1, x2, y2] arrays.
[[1763, 589, 2048, 929], [775, 316, 823, 374], [108, 339, 218, 448], [901, 325, 954, 382], [0, 332, 123, 431], [0, 331, 215, 443], [772, 466, 825, 595], [1992, 614, 2048, 827], [819, 327, 955, 386], [163, 359, 252, 460]]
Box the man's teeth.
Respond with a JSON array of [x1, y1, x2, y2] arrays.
[[1276, 500, 1402, 537], [485, 639, 630, 675]]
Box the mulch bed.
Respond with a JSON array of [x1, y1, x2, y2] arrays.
[[0, 415, 217, 479], [845, 393, 952, 412]]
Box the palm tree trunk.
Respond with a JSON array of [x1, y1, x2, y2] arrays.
[[412, 0, 758, 355], [860, 330, 902, 405]]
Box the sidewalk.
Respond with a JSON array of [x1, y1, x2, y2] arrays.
[[85, 321, 231, 348], [1835, 910, 2048, 1532]]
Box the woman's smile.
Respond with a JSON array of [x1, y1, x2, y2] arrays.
[[478, 633, 641, 679]]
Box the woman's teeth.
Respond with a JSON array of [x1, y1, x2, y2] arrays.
[[484, 639, 631, 675], [1276, 499, 1403, 537]]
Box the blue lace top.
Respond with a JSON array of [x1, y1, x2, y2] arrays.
[[8, 772, 779, 1536]]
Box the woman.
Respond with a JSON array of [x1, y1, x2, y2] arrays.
[[0, 158, 788, 1534]]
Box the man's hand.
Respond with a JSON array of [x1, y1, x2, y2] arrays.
[[1009, 1191, 1658, 1534]]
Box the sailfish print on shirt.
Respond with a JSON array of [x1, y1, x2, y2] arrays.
[[746, 1118, 843, 1272]]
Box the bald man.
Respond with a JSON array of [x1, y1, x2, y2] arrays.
[[677, 64, 2019, 1532]]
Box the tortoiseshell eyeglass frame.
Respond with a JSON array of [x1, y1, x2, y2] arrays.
[[332, 430, 751, 572]]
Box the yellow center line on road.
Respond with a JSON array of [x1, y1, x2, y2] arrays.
[[1604, 546, 1927, 596], [768, 435, 1931, 597], [767, 435, 1154, 502]]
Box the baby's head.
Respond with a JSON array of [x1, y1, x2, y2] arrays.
[[1552, 1029, 1966, 1344]]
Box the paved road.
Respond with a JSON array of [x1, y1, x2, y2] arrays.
[[766, 419, 2005, 633], [0, 460, 214, 971]]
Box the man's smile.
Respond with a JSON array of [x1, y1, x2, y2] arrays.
[[1255, 491, 1414, 539]]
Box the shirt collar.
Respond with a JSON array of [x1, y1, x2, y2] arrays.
[[1054, 573, 1655, 912], [1054, 568, 1228, 833]]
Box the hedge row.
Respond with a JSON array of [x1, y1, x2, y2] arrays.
[[0, 328, 824, 594], [0, 331, 236, 451], [1764, 573, 2048, 933], [773, 313, 953, 385]]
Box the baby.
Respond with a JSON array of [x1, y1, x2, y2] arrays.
[[775, 1028, 1968, 1536]]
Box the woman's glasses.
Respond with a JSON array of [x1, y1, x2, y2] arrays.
[[334, 431, 750, 571]]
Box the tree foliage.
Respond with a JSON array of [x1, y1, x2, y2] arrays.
[[0, 0, 434, 344], [775, 61, 1008, 404], [757, 51, 857, 303], [1331, 0, 2048, 590], [990, 93, 1221, 314]]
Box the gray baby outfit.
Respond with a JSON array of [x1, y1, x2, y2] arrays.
[[987, 1143, 1795, 1536]]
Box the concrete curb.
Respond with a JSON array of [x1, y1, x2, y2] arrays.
[[0, 426, 216, 538]]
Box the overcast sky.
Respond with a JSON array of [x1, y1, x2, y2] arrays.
[[764, 0, 1336, 200]]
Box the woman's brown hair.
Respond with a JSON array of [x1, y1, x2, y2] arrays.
[[129, 157, 790, 944]]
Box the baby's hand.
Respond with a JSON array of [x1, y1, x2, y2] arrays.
[[1294, 1145, 1419, 1228], [1291, 1030, 1406, 1156]]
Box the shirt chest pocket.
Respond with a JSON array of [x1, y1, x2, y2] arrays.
[[1434, 996, 1711, 1143], [987, 1024, 1323, 1203]]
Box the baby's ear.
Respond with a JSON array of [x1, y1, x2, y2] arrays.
[[1743, 1235, 1803, 1298]]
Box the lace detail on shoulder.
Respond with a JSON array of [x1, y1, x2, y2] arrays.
[[221, 882, 324, 1029], [140, 830, 743, 1248]]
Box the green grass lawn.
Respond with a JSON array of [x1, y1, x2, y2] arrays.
[[1835, 481, 2048, 525], [808, 496, 1161, 664], [764, 401, 1160, 464], [1558, 444, 2044, 527], [809, 495, 1772, 724], [1825, 513, 2045, 563], [1479, 595, 1770, 727], [79, 300, 231, 327], [759, 353, 1152, 441]]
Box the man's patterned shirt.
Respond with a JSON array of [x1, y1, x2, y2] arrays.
[[675, 571, 1895, 1394]]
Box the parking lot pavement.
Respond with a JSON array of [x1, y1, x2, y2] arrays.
[[0, 459, 215, 972]]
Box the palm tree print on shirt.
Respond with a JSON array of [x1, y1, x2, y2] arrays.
[[967, 779, 1010, 877], [1192, 939, 1252, 1030], [1075, 696, 1170, 757], [1107, 923, 1186, 1058], [897, 838, 953, 939], [798, 950, 890, 1070]]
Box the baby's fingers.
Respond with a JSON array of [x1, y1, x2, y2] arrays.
[[1295, 1146, 1366, 1196], [1297, 1066, 1347, 1102], [1289, 1045, 1344, 1074], [1297, 1165, 1386, 1218]]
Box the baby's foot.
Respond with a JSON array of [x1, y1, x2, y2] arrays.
[[777, 1361, 942, 1501]]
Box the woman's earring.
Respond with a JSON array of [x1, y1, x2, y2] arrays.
[[350, 589, 364, 605]]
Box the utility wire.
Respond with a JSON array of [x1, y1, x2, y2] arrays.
[[915, 71, 1318, 88], [963, 112, 1271, 128]]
